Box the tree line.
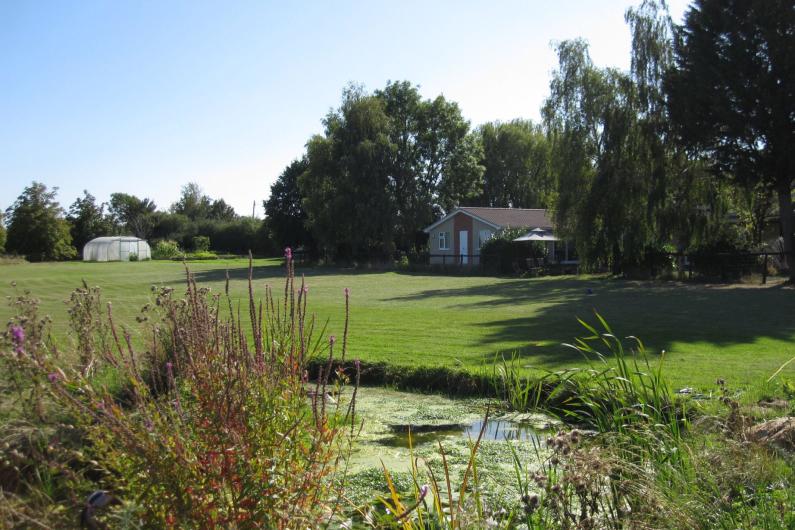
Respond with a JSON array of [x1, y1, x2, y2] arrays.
[[265, 0, 793, 278], [1, 182, 271, 261]]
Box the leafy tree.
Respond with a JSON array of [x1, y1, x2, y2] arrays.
[[544, 40, 650, 273], [5, 182, 76, 261], [208, 198, 237, 221], [109, 193, 157, 238], [376, 81, 484, 250], [477, 119, 552, 208], [264, 158, 313, 250], [300, 85, 395, 260], [0, 213, 6, 254], [170, 183, 212, 221], [67, 190, 112, 252], [666, 0, 795, 277]]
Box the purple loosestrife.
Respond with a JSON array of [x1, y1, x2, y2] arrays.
[[284, 247, 292, 260], [10, 324, 25, 355]]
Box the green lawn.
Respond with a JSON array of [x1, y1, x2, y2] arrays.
[[1, 259, 793, 388]]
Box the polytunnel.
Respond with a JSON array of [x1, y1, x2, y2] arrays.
[[82, 236, 151, 262]]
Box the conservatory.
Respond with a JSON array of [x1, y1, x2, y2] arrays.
[[82, 236, 151, 262]]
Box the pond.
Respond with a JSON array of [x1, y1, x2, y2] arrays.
[[339, 387, 560, 507]]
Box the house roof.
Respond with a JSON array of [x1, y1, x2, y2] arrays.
[[423, 207, 553, 233]]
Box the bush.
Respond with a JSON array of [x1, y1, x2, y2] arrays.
[[151, 239, 181, 259], [480, 227, 541, 274], [7, 256, 357, 527], [191, 235, 210, 252]]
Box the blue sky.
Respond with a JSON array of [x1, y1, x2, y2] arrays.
[[0, 0, 689, 217]]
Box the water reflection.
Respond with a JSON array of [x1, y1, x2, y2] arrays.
[[464, 418, 540, 442], [379, 418, 540, 448]]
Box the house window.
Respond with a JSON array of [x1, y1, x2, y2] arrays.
[[479, 230, 493, 248], [438, 231, 450, 250]]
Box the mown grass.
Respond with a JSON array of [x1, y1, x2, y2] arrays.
[[1, 258, 793, 388]]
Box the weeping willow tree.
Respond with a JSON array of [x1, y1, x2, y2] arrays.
[[544, 1, 723, 274]]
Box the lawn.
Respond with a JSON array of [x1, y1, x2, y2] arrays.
[[1, 258, 793, 388]]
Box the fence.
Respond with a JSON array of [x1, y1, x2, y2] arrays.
[[416, 251, 789, 284], [648, 251, 791, 284]]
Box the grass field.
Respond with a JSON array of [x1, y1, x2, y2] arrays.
[[1, 258, 793, 388]]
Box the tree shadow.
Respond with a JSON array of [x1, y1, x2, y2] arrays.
[[388, 277, 795, 369]]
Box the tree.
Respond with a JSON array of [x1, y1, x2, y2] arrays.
[[170, 183, 212, 221], [544, 40, 650, 273], [300, 85, 395, 260], [67, 190, 112, 252], [666, 0, 795, 277], [5, 182, 76, 261], [477, 120, 552, 208], [264, 158, 313, 251], [373, 81, 483, 252], [0, 213, 6, 254], [109, 193, 157, 238], [208, 198, 237, 221]]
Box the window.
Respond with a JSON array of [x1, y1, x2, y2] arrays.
[[479, 230, 493, 248], [438, 231, 450, 250]]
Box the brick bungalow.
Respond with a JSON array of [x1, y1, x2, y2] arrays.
[[423, 207, 563, 265]]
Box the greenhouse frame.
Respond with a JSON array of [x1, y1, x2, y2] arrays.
[[82, 236, 152, 262]]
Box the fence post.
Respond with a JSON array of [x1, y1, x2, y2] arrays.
[[763, 253, 768, 285]]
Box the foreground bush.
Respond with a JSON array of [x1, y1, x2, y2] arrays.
[[2, 252, 357, 528]]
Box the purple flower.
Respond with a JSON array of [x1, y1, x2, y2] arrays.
[[47, 372, 59, 384], [354, 359, 361, 370], [419, 484, 430, 501], [166, 361, 173, 373], [284, 247, 292, 260], [303, 286, 309, 294], [10, 325, 24, 354], [10, 325, 24, 344]]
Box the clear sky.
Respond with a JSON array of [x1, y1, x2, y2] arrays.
[[0, 0, 690, 217]]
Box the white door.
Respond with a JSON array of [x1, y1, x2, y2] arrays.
[[459, 230, 468, 264]]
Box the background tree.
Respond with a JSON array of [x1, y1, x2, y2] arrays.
[[170, 182, 213, 221], [67, 190, 112, 252], [376, 81, 483, 252], [477, 119, 552, 208], [207, 198, 237, 221], [264, 158, 313, 251], [666, 0, 795, 277], [0, 213, 6, 253], [300, 85, 395, 260], [544, 40, 650, 273], [109, 193, 157, 238], [5, 182, 76, 261]]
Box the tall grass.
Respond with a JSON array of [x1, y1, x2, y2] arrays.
[[1, 251, 358, 528]]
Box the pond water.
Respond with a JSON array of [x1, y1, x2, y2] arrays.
[[339, 386, 559, 506]]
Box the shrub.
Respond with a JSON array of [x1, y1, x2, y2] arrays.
[[9, 254, 358, 527], [191, 234, 210, 252], [151, 239, 181, 259], [480, 227, 542, 274]]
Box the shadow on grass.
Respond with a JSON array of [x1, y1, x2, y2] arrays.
[[386, 277, 795, 368], [190, 262, 795, 371]]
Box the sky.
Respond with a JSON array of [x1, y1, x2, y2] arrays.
[[0, 0, 690, 217]]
